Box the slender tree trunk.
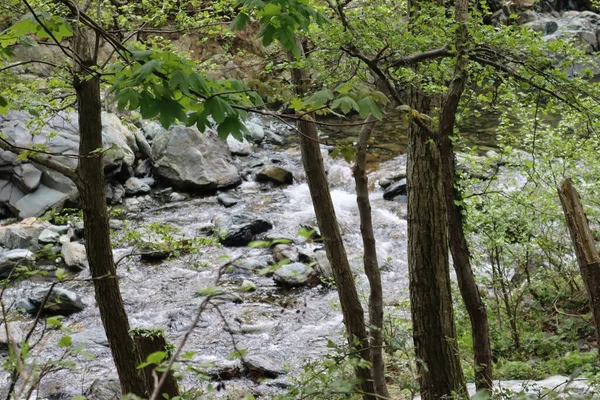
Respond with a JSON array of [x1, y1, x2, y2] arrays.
[[289, 48, 376, 400], [353, 114, 389, 399], [407, 95, 467, 399], [558, 179, 600, 361], [73, 27, 148, 397], [437, 0, 493, 391]]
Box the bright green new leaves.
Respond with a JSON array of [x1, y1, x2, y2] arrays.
[[0, 12, 72, 49], [290, 83, 388, 119], [109, 48, 261, 139], [232, 0, 329, 57]]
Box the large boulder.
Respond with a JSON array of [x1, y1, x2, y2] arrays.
[[0, 249, 35, 279], [20, 286, 85, 316], [152, 125, 241, 192], [383, 178, 407, 200], [273, 262, 318, 287], [213, 212, 273, 246], [0, 111, 137, 217]]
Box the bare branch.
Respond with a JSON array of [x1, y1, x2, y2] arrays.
[[0, 60, 60, 73], [388, 46, 453, 68], [0, 139, 77, 181]]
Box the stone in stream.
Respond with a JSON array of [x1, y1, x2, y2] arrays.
[[61, 242, 88, 271], [22, 286, 85, 316], [0, 322, 23, 350], [383, 178, 407, 200], [217, 192, 240, 208], [152, 125, 241, 192], [124, 177, 151, 195], [38, 228, 60, 244], [227, 135, 253, 156], [0, 249, 35, 279], [313, 250, 334, 280], [213, 212, 273, 247], [84, 378, 120, 400], [256, 166, 293, 185], [243, 354, 285, 380], [273, 262, 318, 287], [272, 244, 299, 263]]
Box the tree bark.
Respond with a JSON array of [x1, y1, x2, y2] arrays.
[[353, 114, 389, 399], [289, 48, 376, 399], [437, 0, 493, 391], [557, 179, 600, 360], [72, 26, 148, 397], [408, 95, 467, 399], [133, 332, 179, 398]]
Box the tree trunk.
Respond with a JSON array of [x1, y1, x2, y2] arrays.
[[557, 179, 600, 360], [73, 27, 148, 397], [133, 332, 179, 398], [437, 0, 493, 391], [407, 96, 467, 399], [353, 114, 389, 399], [289, 48, 376, 400]]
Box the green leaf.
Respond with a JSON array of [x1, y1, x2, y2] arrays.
[[157, 98, 187, 128], [304, 89, 334, 109], [131, 60, 162, 85], [147, 351, 167, 365], [262, 3, 282, 18], [230, 12, 250, 31], [331, 96, 359, 114], [205, 96, 233, 124], [357, 96, 383, 119], [217, 116, 246, 141], [57, 335, 72, 348], [0, 95, 8, 114], [248, 240, 271, 248], [169, 70, 190, 96], [115, 87, 140, 111]]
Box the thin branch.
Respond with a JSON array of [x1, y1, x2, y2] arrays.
[[388, 46, 453, 68], [0, 139, 77, 181], [0, 60, 60, 73]]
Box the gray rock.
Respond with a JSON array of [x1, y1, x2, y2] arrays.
[[124, 177, 151, 195], [134, 158, 153, 177], [84, 378, 120, 400], [0, 249, 34, 278], [383, 178, 407, 200], [0, 322, 23, 350], [244, 354, 284, 379], [264, 130, 287, 146], [169, 192, 188, 202], [273, 244, 299, 263], [71, 327, 109, 349], [14, 185, 69, 218], [152, 125, 241, 192], [105, 182, 125, 205], [38, 229, 60, 244], [273, 262, 317, 287], [217, 192, 240, 208], [245, 119, 265, 143], [0, 181, 24, 210], [213, 212, 273, 246], [313, 250, 333, 279], [13, 164, 41, 193], [5, 226, 35, 250], [61, 242, 88, 271], [256, 166, 293, 185], [227, 135, 253, 156], [27, 286, 85, 316], [133, 127, 153, 160], [231, 255, 273, 274], [48, 225, 69, 234]]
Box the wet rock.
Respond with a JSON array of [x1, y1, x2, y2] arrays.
[[105, 182, 125, 205], [383, 178, 407, 200], [217, 192, 240, 208], [71, 327, 109, 349], [5, 225, 36, 250], [152, 125, 241, 192], [0, 249, 34, 278], [0, 322, 23, 350], [38, 228, 60, 244], [124, 177, 151, 195], [256, 166, 293, 185], [272, 244, 299, 263], [134, 158, 153, 177], [244, 354, 284, 379], [26, 286, 85, 316], [169, 192, 189, 202], [13, 164, 41, 193], [273, 262, 317, 287], [14, 185, 69, 218], [314, 250, 333, 280], [67, 222, 85, 241], [245, 119, 265, 143], [379, 170, 407, 188], [213, 212, 273, 247], [133, 127, 153, 160], [61, 242, 88, 271], [264, 130, 287, 146], [138, 242, 170, 261], [227, 135, 253, 156], [84, 378, 120, 400], [231, 255, 273, 274]]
